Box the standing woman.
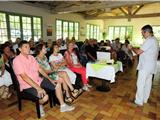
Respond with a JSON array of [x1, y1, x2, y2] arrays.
[[64, 41, 91, 91]]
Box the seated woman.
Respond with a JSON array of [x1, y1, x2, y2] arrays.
[[35, 43, 82, 103], [49, 43, 77, 85], [0, 53, 12, 99], [64, 40, 91, 91]]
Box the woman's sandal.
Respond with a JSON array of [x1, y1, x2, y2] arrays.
[[71, 89, 83, 99], [65, 96, 74, 104]]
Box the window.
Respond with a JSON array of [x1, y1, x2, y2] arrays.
[[74, 22, 79, 40], [153, 25, 160, 45], [63, 21, 68, 39], [56, 19, 79, 40], [22, 17, 31, 41], [33, 17, 42, 41], [86, 24, 100, 40], [107, 26, 133, 43], [56, 20, 62, 40], [0, 11, 42, 43], [9, 15, 21, 41], [0, 13, 7, 43]]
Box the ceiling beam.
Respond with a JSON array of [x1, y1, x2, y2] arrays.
[[15, 1, 49, 10], [127, 6, 132, 21], [119, 7, 128, 16], [85, 13, 160, 20], [51, 1, 153, 14], [132, 5, 144, 15]]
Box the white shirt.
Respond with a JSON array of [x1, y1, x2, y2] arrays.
[[71, 53, 78, 65], [49, 53, 63, 64], [137, 36, 159, 74], [60, 44, 67, 50]]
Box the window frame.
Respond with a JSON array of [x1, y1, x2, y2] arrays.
[[152, 25, 160, 45], [86, 23, 100, 40], [55, 19, 80, 40], [0, 12, 8, 43], [107, 26, 133, 42], [0, 10, 42, 43]]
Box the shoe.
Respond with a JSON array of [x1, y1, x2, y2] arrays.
[[60, 104, 75, 112], [71, 89, 83, 98], [134, 100, 143, 106], [143, 100, 148, 104], [40, 105, 45, 117], [87, 84, 92, 88], [65, 96, 74, 103], [82, 86, 90, 91]]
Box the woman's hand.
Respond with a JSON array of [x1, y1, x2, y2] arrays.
[[51, 80, 58, 86], [74, 64, 82, 68]]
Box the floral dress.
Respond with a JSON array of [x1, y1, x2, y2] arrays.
[[49, 53, 76, 84], [36, 56, 58, 80]]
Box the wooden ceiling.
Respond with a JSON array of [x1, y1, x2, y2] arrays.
[[17, 1, 160, 21]]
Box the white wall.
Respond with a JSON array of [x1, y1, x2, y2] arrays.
[[104, 3, 160, 45], [0, 2, 52, 41], [104, 17, 160, 45], [0, 2, 103, 42], [0, 2, 160, 45]]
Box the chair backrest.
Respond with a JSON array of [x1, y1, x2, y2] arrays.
[[7, 58, 21, 94], [97, 51, 111, 61]]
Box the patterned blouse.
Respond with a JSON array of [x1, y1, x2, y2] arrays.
[[36, 56, 58, 80]]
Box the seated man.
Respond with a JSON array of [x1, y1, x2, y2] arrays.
[[13, 40, 75, 116]]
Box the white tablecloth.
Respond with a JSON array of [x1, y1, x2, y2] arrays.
[[86, 61, 123, 83]]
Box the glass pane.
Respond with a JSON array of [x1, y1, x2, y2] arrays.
[[63, 21, 68, 39], [9, 15, 20, 42], [0, 13, 8, 43], [90, 25, 93, 38], [57, 20, 62, 26], [120, 27, 126, 42], [114, 27, 120, 39], [74, 23, 79, 40], [108, 27, 114, 40], [126, 26, 132, 40], [15, 16, 19, 22], [153, 26, 160, 45], [97, 26, 100, 40], [93, 26, 97, 39], [22, 17, 32, 41], [33, 17, 42, 41], [9, 16, 14, 22], [87, 24, 90, 39], [69, 22, 74, 39]]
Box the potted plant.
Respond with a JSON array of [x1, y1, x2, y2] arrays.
[[102, 32, 107, 40]]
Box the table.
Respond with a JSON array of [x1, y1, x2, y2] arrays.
[[86, 61, 123, 92]]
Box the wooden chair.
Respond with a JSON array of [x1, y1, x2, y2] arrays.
[[8, 58, 56, 118]]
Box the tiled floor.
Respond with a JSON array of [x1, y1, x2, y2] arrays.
[[0, 63, 159, 120]]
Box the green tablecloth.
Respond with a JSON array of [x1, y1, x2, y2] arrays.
[[91, 61, 121, 72]]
